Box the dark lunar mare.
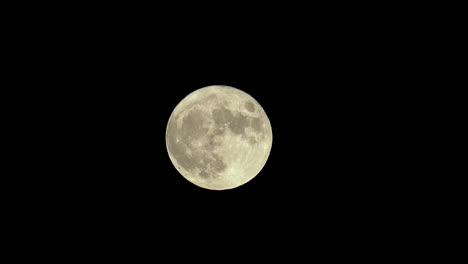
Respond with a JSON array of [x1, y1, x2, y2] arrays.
[[212, 105, 258, 136], [212, 107, 233, 125], [250, 117, 263, 132], [211, 105, 267, 152], [229, 113, 250, 134], [245, 101, 255, 112], [167, 106, 227, 180]]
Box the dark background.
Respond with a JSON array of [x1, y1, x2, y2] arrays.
[[11, 3, 419, 258]]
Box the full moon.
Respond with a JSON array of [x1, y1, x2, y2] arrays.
[[166, 85, 273, 190]]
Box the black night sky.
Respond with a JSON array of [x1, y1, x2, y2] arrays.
[[17, 5, 411, 257]]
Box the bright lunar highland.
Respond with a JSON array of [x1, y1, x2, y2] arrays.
[[166, 85, 273, 190]]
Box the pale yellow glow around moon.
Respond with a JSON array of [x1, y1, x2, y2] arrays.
[[165, 85, 273, 190]]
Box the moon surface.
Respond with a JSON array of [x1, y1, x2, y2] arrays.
[[166, 85, 273, 190]]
